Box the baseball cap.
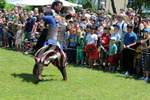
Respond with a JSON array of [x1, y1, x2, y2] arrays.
[[110, 37, 116, 41], [143, 29, 150, 33], [101, 2, 105, 5], [120, 8, 124, 11], [79, 23, 85, 27]]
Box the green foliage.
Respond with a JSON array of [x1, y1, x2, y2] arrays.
[[82, 0, 92, 9], [106, 10, 112, 15], [5, 3, 15, 11], [0, 0, 6, 10], [1, 48, 150, 100], [127, 0, 150, 17], [66, 0, 74, 3]]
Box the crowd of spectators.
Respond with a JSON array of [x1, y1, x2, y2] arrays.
[[0, 1, 150, 82]]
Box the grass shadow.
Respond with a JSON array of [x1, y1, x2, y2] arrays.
[[0, 47, 34, 57], [11, 73, 55, 83], [114, 74, 150, 83]]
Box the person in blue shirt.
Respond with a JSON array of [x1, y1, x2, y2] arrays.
[[67, 29, 77, 64], [0, 22, 3, 46], [122, 24, 137, 75], [24, 11, 35, 40]]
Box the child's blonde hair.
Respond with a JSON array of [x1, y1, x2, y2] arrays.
[[72, 29, 76, 32], [76, 30, 82, 36]]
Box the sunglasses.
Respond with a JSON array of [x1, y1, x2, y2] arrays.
[[97, 13, 102, 15], [104, 28, 111, 30], [117, 17, 122, 18]]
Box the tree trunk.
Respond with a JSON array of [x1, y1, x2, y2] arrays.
[[110, 0, 117, 14]]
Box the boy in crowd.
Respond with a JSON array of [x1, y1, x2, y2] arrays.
[[108, 37, 118, 72], [122, 24, 137, 75], [76, 30, 85, 66], [139, 29, 150, 81], [99, 25, 111, 70]]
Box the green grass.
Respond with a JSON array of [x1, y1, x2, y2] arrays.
[[0, 47, 150, 100]]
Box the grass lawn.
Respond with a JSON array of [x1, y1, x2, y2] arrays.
[[0, 47, 150, 100]]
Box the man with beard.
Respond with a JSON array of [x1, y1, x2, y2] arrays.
[[33, 0, 67, 84]]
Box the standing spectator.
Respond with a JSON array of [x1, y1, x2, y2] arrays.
[[2, 22, 8, 47], [118, 8, 126, 16], [113, 14, 127, 38], [24, 11, 35, 40], [67, 29, 77, 64], [95, 12, 104, 27], [99, 2, 106, 10], [111, 25, 121, 51], [99, 26, 111, 69], [33, 7, 40, 22], [79, 23, 86, 38], [127, 8, 135, 17], [7, 21, 14, 48], [108, 37, 118, 72], [97, 18, 106, 37], [105, 15, 112, 26], [0, 20, 3, 46], [142, 17, 150, 30], [76, 30, 85, 66], [86, 26, 98, 68], [139, 29, 150, 81], [76, 5, 84, 14], [14, 24, 23, 51], [122, 24, 137, 75], [17, 5, 23, 13], [132, 15, 143, 39]]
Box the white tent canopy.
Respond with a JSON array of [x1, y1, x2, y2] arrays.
[[6, 0, 81, 7]]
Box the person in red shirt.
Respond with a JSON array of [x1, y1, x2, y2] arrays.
[[99, 25, 111, 70]]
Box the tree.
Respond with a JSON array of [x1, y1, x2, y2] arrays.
[[110, 0, 117, 14], [127, 0, 150, 16], [0, 0, 6, 10]]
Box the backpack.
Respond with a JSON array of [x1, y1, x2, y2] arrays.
[[116, 22, 125, 31]]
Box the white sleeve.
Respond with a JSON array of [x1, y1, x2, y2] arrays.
[[123, 23, 127, 31], [95, 34, 98, 40]]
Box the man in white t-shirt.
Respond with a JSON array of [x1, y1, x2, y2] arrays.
[[113, 14, 127, 38]]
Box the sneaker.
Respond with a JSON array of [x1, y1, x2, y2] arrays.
[[124, 71, 129, 76], [139, 77, 145, 80], [111, 69, 116, 73], [144, 77, 149, 81], [122, 71, 125, 74], [24, 51, 28, 55], [98, 66, 102, 70]]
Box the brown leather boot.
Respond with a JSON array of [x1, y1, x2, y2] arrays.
[[34, 75, 42, 84]]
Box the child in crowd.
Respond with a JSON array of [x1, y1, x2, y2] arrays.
[[14, 24, 23, 51], [85, 26, 98, 68], [108, 37, 118, 72], [23, 39, 31, 54], [67, 29, 77, 64], [84, 25, 92, 65], [122, 24, 137, 75], [0, 20, 3, 46], [133, 41, 142, 75], [79, 23, 86, 38], [76, 30, 85, 66], [27, 33, 38, 54], [99, 26, 111, 69], [139, 29, 150, 81], [111, 24, 121, 52]]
